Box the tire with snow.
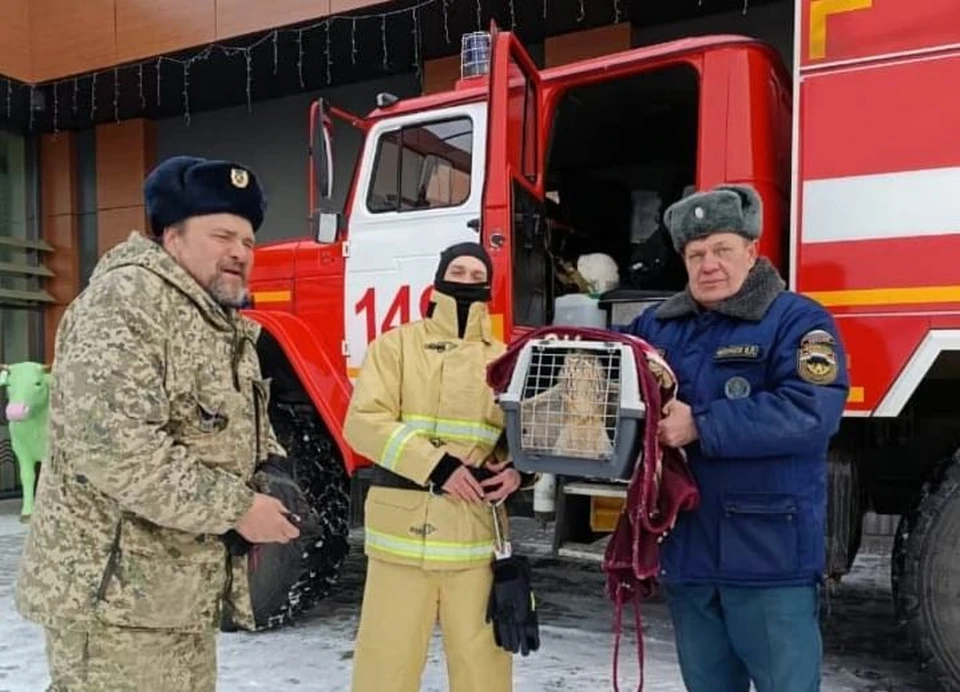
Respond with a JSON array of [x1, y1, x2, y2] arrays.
[[891, 512, 910, 609], [894, 451, 960, 690], [222, 400, 351, 632], [825, 449, 863, 580]]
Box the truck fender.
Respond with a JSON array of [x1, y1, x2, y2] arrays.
[[875, 329, 960, 417], [243, 310, 358, 473]]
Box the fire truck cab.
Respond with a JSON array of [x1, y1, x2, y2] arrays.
[[244, 6, 960, 689]]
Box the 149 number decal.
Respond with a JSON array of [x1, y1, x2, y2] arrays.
[[354, 285, 433, 343]]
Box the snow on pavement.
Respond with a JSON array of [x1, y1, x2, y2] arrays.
[[0, 501, 935, 691]]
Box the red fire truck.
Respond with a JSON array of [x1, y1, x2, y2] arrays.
[[238, 2, 960, 688]]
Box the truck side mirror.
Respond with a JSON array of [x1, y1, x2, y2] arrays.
[[312, 209, 340, 245], [311, 98, 334, 201], [309, 98, 339, 244]]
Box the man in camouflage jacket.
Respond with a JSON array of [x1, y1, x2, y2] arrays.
[[15, 155, 300, 692]]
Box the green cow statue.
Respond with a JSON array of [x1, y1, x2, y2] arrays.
[[1, 362, 52, 523]]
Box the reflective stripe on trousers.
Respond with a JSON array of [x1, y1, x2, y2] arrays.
[[365, 527, 494, 565]]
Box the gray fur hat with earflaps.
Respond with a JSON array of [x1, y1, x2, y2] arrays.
[[662, 183, 763, 252]]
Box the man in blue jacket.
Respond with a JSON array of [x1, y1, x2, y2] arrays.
[[623, 183, 849, 692]]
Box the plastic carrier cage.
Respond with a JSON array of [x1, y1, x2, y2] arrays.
[[498, 338, 646, 481]]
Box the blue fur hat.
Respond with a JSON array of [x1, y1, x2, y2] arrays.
[[663, 183, 762, 252], [144, 155, 266, 236]]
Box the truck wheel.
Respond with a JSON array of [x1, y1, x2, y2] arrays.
[[891, 512, 909, 607], [894, 451, 960, 690], [892, 453, 955, 610], [223, 400, 351, 631], [825, 449, 863, 579]]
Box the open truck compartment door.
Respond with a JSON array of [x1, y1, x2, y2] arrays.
[[482, 29, 546, 336]]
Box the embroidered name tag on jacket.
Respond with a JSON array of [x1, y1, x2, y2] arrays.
[[714, 344, 762, 361]]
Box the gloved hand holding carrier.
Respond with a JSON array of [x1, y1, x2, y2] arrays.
[[486, 326, 700, 692]]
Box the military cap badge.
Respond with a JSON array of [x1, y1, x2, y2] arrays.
[[231, 168, 250, 189]]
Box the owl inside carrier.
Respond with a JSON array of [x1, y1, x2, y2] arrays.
[[499, 339, 647, 480]]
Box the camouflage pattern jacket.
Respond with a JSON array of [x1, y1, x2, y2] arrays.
[[16, 230, 283, 633]]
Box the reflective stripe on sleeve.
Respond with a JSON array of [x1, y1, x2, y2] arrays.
[[379, 424, 425, 471], [401, 414, 501, 446]]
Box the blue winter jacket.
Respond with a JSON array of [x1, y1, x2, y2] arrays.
[[623, 259, 849, 587]]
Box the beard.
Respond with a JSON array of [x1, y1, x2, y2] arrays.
[[207, 269, 249, 308]]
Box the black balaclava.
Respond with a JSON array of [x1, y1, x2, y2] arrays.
[[430, 241, 494, 338]]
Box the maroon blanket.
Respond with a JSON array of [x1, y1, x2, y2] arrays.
[[487, 325, 700, 692]]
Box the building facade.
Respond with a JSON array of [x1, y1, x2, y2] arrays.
[[0, 0, 793, 496]]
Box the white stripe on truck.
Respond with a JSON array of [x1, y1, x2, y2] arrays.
[[802, 166, 960, 244]]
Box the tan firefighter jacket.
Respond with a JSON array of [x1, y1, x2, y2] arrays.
[[343, 290, 514, 570], [16, 230, 283, 633]]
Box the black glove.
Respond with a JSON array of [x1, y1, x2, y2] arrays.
[[252, 455, 321, 538], [221, 529, 253, 557], [219, 455, 319, 556], [428, 453, 465, 494], [486, 555, 541, 656]]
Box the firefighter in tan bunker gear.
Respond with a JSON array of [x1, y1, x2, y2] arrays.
[[15, 156, 300, 692], [344, 242, 534, 692]]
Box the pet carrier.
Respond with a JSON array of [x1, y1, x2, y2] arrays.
[[497, 338, 646, 480]]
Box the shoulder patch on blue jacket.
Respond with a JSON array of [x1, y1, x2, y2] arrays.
[[797, 329, 838, 385]]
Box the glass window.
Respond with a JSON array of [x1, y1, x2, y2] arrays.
[[366, 117, 473, 213], [0, 131, 42, 356], [0, 130, 42, 499], [522, 79, 538, 182]]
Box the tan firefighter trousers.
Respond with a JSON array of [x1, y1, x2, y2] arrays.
[[351, 557, 513, 692]]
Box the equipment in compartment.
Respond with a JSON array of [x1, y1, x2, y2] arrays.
[[545, 181, 687, 308], [554, 293, 607, 329], [576, 253, 620, 296]]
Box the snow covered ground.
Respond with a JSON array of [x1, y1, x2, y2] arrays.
[[0, 499, 935, 691]]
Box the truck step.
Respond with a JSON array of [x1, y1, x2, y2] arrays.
[[562, 481, 628, 499]]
